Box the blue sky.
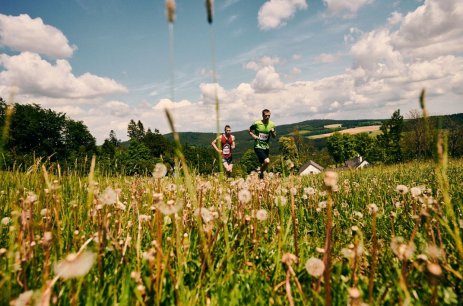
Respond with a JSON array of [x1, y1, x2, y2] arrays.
[[1, 0, 462, 143]]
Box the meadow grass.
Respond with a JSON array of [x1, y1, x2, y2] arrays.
[[1, 158, 462, 305]]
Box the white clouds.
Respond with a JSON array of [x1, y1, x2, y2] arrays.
[[258, 0, 308, 30], [0, 52, 127, 99], [391, 0, 463, 58], [153, 98, 192, 110], [0, 14, 76, 58], [251, 66, 284, 92], [323, 0, 372, 18]]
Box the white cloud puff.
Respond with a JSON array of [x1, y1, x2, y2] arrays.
[[0, 14, 76, 58], [0, 52, 127, 99], [251, 66, 284, 92], [323, 0, 372, 18], [258, 0, 308, 30]]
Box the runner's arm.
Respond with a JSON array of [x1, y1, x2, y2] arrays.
[[247, 127, 258, 140], [211, 138, 222, 153], [231, 135, 236, 149]]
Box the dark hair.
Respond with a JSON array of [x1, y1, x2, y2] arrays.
[[262, 109, 270, 115], [224, 125, 231, 131]]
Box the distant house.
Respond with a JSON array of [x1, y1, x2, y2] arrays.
[[345, 156, 369, 169], [298, 160, 324, 175]]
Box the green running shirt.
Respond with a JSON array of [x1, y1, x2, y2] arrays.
[[249, 120, 276, 150]]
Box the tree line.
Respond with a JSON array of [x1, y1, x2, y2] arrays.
[[1, 98, 462, 176]]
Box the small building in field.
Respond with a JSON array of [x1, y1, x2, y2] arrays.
[[345, 156, 369, 169], [298, 160, 324, 175]]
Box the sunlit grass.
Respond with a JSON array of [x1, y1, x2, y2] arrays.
[[1, 158, 462, 305]]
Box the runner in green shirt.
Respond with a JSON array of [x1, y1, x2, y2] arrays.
[[247, 109, 276, 179]]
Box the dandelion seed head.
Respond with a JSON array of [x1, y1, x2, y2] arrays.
[[290, 187, 297, 195], [368, 203, 378, 214], [26, 192, 38, 204], [275, 196, 288, 206], [391, 237, 415, 260], [318, 201, 327, 209], [427, 262, 442, 276], [396, 184, 409, 195], [238, 189, 251, 203], [153, 163, 167, 178], [348, 287, 361, 299], [12, 290, 34, 306], [305, 257, 325, 277], [324, 171, 338, 188], [425, 244, 442, 260], [410, 187, 422, 197], [256, 209, 268, 221], [281, 253, 298, 265], [54, 251, 96, 280], [0, 248, 7, 255], [1, 217, 10, 225], [315, 247, 325, 254], [304, 187, 316, 196], [138, 215, 151, 222]]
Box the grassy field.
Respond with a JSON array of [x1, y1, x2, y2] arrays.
[[1, 159, 463, 305], [308, 125, 382, 139]]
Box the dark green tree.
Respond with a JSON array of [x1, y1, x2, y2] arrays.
[[127, 119, 145, 141], [62, 119, 96, 160], [326, 132, 356, 166], [378, 109, 404, 163], [101, 130, 121, 158], [239, 148, 260, 173]]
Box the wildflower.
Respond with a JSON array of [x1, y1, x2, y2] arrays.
[[305, 257, 325, 277], [255, 209, 268, 221], [396, 185, 409, 195], [318, 201, 327, 209], [316, 247, 325, 254], [40, 208, 49, 216], [54, 251, 96, 279], [353, 211, 363, 219], [238, 189, 251, 203], [368, 203, 378, 214], [153, 163, 167, 178], [290, 187, 297, 195], [99, 187, 117, 205], [394, 201, 402, 208]]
